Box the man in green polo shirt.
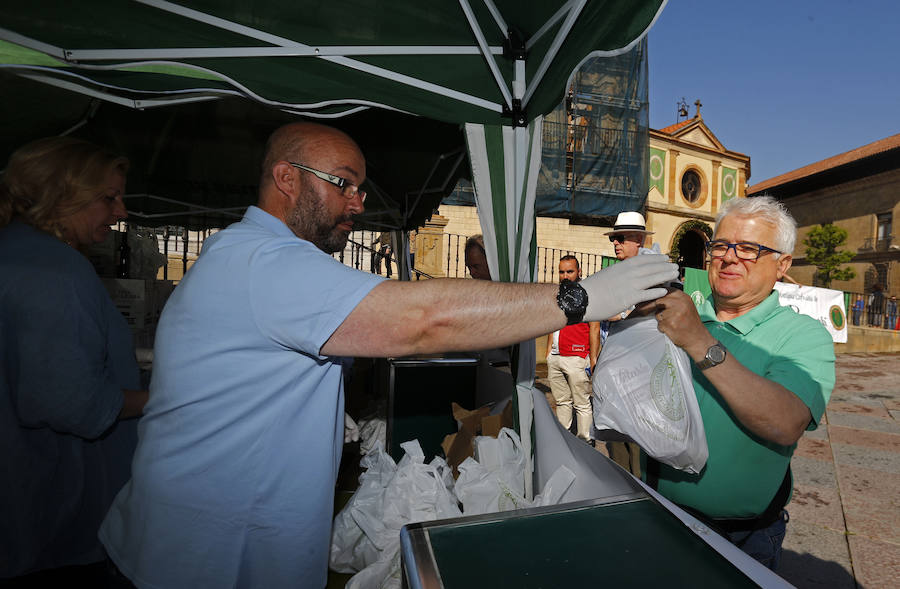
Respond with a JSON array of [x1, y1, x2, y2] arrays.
[[647, 195, 835, 571]]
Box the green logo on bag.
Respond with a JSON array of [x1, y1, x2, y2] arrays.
[[651, 348, 685, 421]]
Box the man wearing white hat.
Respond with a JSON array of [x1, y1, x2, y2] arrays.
[[597, 211, 654, 475], [604, 211, 653, 261]]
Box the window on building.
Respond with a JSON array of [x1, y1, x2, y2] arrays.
[[681, 169, 702, 203], [877, 213, 893, 250]]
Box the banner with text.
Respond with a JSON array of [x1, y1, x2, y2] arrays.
[[773, 282, 847, 343]]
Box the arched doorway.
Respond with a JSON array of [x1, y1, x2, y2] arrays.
[[679, 230, 707, 270], [670, 220, 713, 275]]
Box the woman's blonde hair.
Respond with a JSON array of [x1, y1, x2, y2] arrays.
[[0, 136, 129, 240]]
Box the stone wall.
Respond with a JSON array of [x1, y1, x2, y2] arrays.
[[836, 326, 900, 354], [785, 168, 900, 295]]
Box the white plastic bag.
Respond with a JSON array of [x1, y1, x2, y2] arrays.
[[329, 441, 462, 589], [456, 428, 576, 514], [456, 428, 529, 514], [592, 316, 708, 473]]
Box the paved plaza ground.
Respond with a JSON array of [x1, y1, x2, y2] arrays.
[[780, 353, 900, 589], [540, 352, 900, 589]]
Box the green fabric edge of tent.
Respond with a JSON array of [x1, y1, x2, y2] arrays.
[[0, 40, 223, 82]]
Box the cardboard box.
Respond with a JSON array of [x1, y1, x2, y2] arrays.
[[440, 401, 515, 478]]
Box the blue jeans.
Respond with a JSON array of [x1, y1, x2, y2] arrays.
[[727, 510, 789, 571]]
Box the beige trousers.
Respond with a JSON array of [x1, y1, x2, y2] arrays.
[[547, 353, 593, 441]]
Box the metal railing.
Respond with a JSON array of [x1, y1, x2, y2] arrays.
[[861, 235, 895, 251], [442, 233, 616, 282], [846, 291, 899, 329], [113, 224, 616, 284], [541, 120, 641, 157]]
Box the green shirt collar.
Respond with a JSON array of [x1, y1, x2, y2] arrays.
[[698, 290, 781, 335]]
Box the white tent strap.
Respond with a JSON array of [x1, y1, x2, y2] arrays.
[[500, 117, 541, 283], [0, 27, 65, 59], [522, 0, 587, 106], [137, 0, 504, 114], [65, 46, 504, 60], [519, 117, 542, 282], [10, 71, 227, 109], [501, 125, 519, 278], [526, 1, 576, 51], [458, 0, 513, 110], [1, 62, 409, 116], [480, 0, 510, 37], [463, 123, 501, 282], [516, 381, 535, 499]]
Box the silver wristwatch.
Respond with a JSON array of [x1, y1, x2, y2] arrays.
[[696, 340, 727, 370]]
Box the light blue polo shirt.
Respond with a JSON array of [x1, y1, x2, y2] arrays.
[[650, 291, 835, 518], [100, 207, 384, 588]]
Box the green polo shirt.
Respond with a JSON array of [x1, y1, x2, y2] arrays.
[[649, 291, 835, 518]]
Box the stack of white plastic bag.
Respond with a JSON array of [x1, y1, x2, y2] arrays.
[[455, 428, 575, 515], [330, 428, 575, 589], [330, 440, 460, 589], [592, 312, 708, 474]]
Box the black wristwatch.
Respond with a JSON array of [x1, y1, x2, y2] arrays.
[[696, 340, 727, 370], [557, 279, 588, 325]]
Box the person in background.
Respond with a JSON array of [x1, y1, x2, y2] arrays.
[[464, 234, 491, 280], [408, 228, 418, 277], [99, 122, 678, 589], [648, 196, 835, 570], [598, 211, 654, 475], [374, 231, 392, 277], [886, 295, 898, 330], [545, 256, 601, 444], [868, 284, 885, 328], [0, 137, 147, 585], [851, 296, 864, 326]]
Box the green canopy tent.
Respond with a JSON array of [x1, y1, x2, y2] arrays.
[[0, 0, 667, 494]]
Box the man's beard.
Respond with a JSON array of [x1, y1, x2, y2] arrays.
[[286, 193, 352, 253]]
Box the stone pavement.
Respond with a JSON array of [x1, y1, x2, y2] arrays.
[[537, 352, 900, 589], [780, 353, 900, 589]]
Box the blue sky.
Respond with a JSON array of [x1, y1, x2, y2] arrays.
[[647, 0, 900, 186]]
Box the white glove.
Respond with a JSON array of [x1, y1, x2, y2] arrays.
[[580, 254, 678, 322]]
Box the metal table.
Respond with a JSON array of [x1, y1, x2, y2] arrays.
[[400, 494, 759, 588]]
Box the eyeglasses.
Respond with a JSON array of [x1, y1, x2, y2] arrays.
[[706, 240, 781, 261], [288, 161, 366, 203]]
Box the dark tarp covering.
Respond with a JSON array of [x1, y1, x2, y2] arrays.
[[1, 0, 665, 230], [538, 38, 648, 218], [444, 39, 649, 219], [1, 72, 467, 231]]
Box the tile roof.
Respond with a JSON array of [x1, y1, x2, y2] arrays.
[[657, 119, 694, 135], [748, 132, 900, 194]]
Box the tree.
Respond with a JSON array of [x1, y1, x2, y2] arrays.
[[803, 224, 856, 288]]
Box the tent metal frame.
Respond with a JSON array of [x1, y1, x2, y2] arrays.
[[0, 0, 588, 122]]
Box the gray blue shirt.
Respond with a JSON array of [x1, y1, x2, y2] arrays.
[[0, 221, 139, 576]]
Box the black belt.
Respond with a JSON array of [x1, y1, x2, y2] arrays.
[[646, 457, 792, 535]]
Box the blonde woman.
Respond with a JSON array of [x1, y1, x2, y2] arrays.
[[1, 137, 146, 585]]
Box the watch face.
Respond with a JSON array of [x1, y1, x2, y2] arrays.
[[558, 280, 588, 322], [709, 344, 726, 363], [560, 280, 587, 309]]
